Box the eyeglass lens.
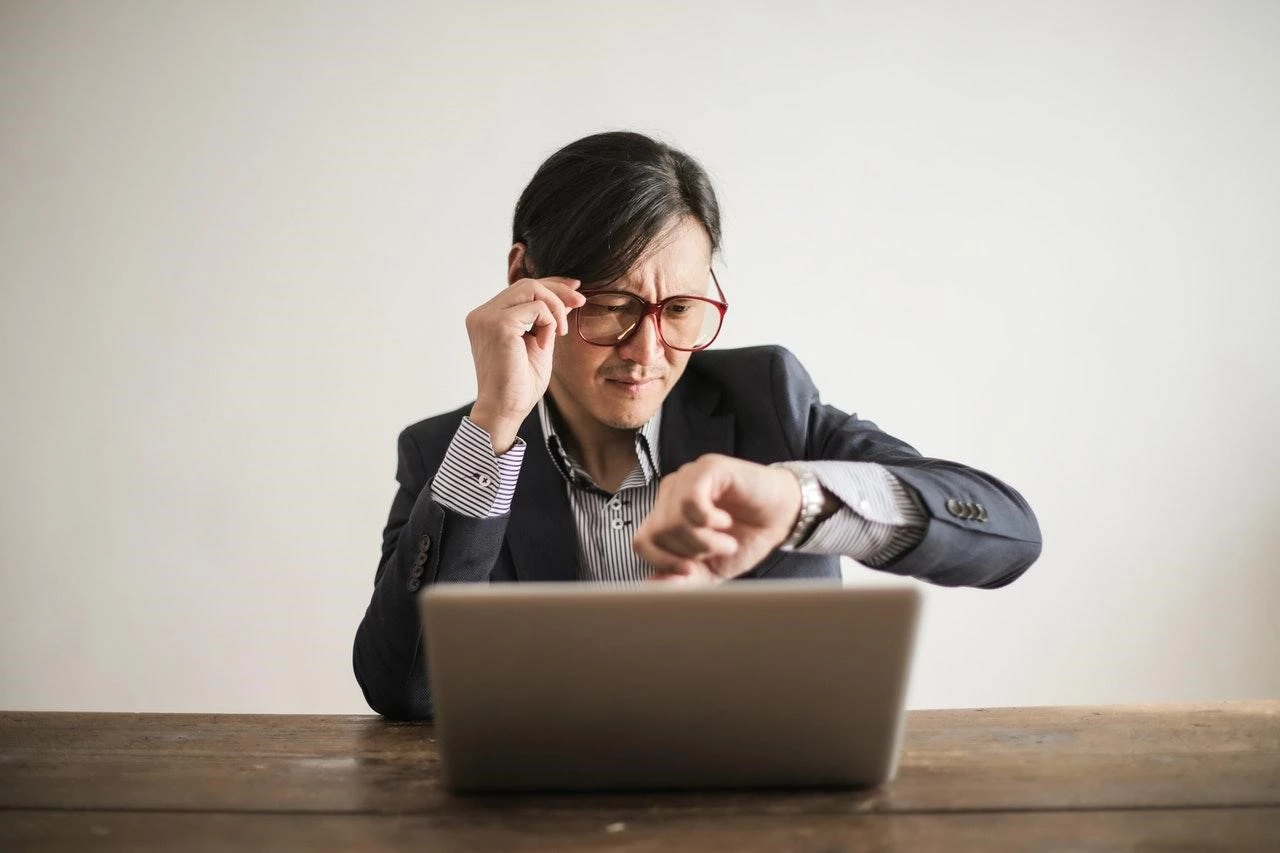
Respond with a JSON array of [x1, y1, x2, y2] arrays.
[[577, 293, 722, 350]]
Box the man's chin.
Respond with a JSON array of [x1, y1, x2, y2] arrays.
[[596, 402, 660, 431]]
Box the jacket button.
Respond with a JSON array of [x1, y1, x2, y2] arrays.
[[407, 577, 421, 593], [975, 504, 988, 522], [410, 563, 425, 580], [946, 498, 965, 518]]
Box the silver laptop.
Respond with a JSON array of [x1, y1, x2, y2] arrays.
[[422, 580, 921, 792]]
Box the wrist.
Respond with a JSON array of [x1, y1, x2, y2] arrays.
[[467, 405, 523, 454]]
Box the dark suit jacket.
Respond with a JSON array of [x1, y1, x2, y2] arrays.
[[353, 346, 1042, 719]]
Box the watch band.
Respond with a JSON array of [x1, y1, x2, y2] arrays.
[[776, 462, 825, 551]]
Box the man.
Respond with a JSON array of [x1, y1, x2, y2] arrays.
[[354, 131, 1042, 720]]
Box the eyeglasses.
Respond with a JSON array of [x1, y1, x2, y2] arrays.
[[574, 269, 728, 352]]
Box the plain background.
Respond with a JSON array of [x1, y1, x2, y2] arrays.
[[1, 1, 1277, 713]]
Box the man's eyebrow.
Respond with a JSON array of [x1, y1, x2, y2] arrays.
[[590, 285, 702, 299], [585, 274, 705, 297]]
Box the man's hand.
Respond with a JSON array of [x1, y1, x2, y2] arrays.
[[466, 277, 585, 453], [632, 454, 803, 583]]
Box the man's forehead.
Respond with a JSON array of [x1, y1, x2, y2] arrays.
[[596, 266, 712, 297], [603, 253, 713, 294]]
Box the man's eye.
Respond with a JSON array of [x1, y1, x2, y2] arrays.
[[585, 299, 627, 313]]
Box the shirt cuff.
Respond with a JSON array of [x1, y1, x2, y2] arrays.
[[793, 461, 926, 566], [430, 417, 526, 518]]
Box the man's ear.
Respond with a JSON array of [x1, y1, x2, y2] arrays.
[[507, 243, 529, 286]]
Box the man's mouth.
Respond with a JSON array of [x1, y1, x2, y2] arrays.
[[604, 376, 663, 392]]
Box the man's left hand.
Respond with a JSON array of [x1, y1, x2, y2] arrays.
[[632, 454, 802, 583]]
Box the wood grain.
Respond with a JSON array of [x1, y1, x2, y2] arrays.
[[2, 808, 1278, 853], [1, 703, 1277, 851], [2, 703, 1276, 815]]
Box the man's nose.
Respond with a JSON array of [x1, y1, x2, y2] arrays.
[[617, 312, 664, 364]]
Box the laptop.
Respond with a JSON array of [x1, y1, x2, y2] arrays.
[[421, 580, 921, 792]]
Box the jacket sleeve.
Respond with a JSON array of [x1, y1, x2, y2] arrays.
[[771, 347, 1042, 588], [352, 423, 511, 720]]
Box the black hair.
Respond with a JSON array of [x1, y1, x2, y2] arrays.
[[511, 131, 721, 287]]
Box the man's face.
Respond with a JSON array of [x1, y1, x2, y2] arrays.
[[548, 216, 714, 437]]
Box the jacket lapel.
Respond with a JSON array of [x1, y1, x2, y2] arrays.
[[661, 368, 787, 580], [506, 410, 579, 582], [659, 366, 736, 474]]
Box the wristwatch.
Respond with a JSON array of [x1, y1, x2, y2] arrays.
[[776, 462, 825, 551]]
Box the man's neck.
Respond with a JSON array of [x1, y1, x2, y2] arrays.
[[545, 393, 641, 494], [561, 430, 637, 494]]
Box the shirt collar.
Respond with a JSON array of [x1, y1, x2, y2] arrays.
[[537, 396, 662, 490]]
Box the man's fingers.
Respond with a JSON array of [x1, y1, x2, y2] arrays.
[[539, 277, 587, 305], [507, 278, 585, 335], [527, 283, 570, 336], [517, 300, 557, 333], [655, 526, 739, 559], [635, 522, 738, 569], [649, 565, 718, 585], [467, 278, 584, 342], [633, 530, 687, 572], [535, 279, 587, 334], [494, 287, 568, 336], [674, 468, 735, 532], [646, 565, 692, 582], [681, 495, 733, 530], [529, 306, 556, 351], [527, 275, 580, 289]]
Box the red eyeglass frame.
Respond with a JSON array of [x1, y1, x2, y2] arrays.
[[574, 269, 729, 352]]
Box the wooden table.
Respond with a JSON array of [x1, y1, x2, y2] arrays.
[[2, 703, 1277, 851]]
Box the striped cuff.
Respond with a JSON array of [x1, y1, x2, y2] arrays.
[[430, 417, 526, 518], [793, 462, 926, 565]]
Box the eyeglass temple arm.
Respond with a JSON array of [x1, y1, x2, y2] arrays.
[[710, 268, 728, 305]]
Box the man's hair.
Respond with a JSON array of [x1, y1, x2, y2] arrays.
[[512, 131, 721, 287]]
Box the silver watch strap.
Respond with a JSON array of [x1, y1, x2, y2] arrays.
[[777, 462, 825, 551]]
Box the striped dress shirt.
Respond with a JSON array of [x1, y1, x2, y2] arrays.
[[429, 400, 925, 582]]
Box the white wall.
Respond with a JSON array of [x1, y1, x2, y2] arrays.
[[2, 0, 1277, 713]]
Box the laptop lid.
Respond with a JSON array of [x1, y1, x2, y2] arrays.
[[422, 580, 921, 792]]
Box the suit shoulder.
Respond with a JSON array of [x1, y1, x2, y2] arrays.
[[398, 401, 474, 461], [688, 344, 798, 377], [687, 345, 817, 398]]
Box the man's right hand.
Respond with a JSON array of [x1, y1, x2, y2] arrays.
[[465, 276, 585, 453]]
